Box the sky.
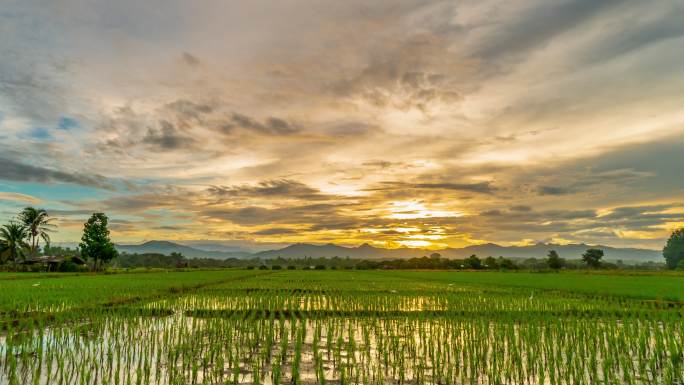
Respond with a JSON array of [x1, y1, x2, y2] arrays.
[[1, 0, 683, 251]]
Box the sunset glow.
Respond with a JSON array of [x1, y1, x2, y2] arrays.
[[0, 1, 683, 250]]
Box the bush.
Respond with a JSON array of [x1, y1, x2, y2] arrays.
[[271, 265, 282, 270], [58, 261, 80, 272], [258, 265, 268, 270], [314, 265, 326, 270], [287, 265, 296, 270], [676, 259, 684, 271]]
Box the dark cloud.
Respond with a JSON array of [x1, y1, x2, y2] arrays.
[[538, 186, 573, 196], [93, 188, 198, 213], [525, 134, 683, 202], [413, 182, 496, 194], [201, 203, 347, 226], [362, 160, 394, 169], [155, 225, 185, 231], [221, 113, 300, 135], [510, 205, 532, 212], [369, 181, 496, 194], [252, 228, 299, 236], [481, 209, 502, 217], [470, 204, 684, 243], [536, 168, 655, 196], [594, 204, 684, 230], [48, 209, 99, 216], [142, 120, 196, 151], [181, 52, 200, 66], [165, 99, 212, 121], [207, 179, 334, 201], [0, 157, 113, 189]]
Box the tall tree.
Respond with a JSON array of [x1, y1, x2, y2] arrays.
[[0, 223, 30, 266], [79, 213, 118, 271], [546, 250, 563, 270], [464, 254, 482, 269], [663, 228, 684, 269], [582, 248, 604, 268], [18, 207, 55, 256]]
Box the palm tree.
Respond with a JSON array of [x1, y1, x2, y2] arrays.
[[18, 207, 55, 256], [0, 223, 29, 266]]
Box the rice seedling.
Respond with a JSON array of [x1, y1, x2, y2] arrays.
[[1, 269, 684, 384]]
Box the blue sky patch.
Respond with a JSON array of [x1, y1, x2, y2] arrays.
[[57, 116, 79, 130], [24, 127, 53, 140]]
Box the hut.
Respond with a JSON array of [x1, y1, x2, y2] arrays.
[[23, 255, 86, 271]]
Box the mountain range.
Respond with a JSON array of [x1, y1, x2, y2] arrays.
[[116, 241, 252, 259], [113, 240, 663, 262]]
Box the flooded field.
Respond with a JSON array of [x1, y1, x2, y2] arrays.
[[2, 270, 684, 384]]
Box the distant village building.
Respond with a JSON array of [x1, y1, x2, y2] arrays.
[[22, 256, 86, 271]]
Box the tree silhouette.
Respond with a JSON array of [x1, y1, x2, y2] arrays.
[[0, 223, 29, 266], [79, 213, 118, 271], [582, 248, 604, 268], [547, 250, 563, 269], [18, 207, 55, 257], [663, 228, 684, 269]]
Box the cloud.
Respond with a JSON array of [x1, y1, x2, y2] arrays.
[[201, 203, 346, 226], [207, 180, 335, 201], [155, 225, 185, 231], [510, 205, 532, 212], [141, 120, 196, 151], [181, 52, 200, 66], [0, 157, 113, 189], [220, 113, 300, 135], [578, 6, 684, 66], [538, 186, 572, 196], [0, 192, 42, 204], [1, 0, 683, 250], [252, 228, 299, 236], [165, 99, 212, 121], [470, 0, 619, 63], [329, 33, 466, 111], [98, 189, 196, 213], [47, 209, 98, 216], [368, 181, 496, 194]]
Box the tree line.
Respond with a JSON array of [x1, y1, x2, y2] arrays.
[[0, 207, 117, 271], [111, 249, 663, 271]]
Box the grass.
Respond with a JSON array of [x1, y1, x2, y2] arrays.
[[383, 270, 684, 301], [0, 269, 267, 314], [1, 269, 684, 384]]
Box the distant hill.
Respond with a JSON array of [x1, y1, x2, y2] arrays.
[[253, 243, 427, 260], [254, 242, 662, 262], [115, 241, 251, 259], [113, 240, 661, 262], [173, 240, 255, 254]]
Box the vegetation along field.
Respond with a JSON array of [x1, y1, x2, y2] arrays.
[[2, 269, 684, 385]]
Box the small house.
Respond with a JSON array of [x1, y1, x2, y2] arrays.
[[23, 255, 86, 271]]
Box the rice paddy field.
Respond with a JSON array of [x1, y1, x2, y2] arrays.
[[2, 269, 684, 385]]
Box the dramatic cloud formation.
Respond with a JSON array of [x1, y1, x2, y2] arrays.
[[0, 0, 683, 249]]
